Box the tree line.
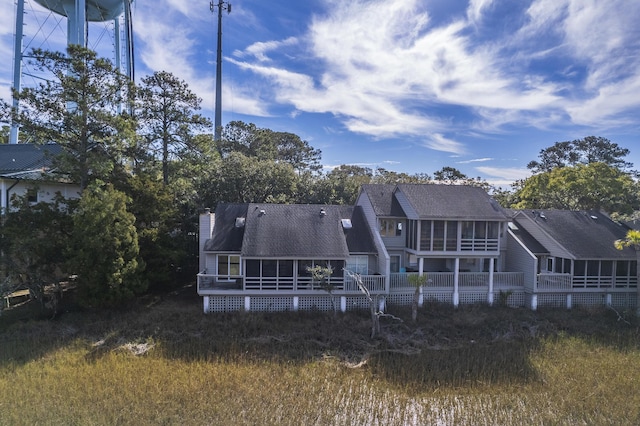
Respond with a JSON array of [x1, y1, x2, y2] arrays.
[[1, 46, 638, 311]]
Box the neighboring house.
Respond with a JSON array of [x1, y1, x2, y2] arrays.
[[356, 184, 523, 307], [0, 143, 80, 213], [508, 210, 637, 310], [197, 184, 638, 313]]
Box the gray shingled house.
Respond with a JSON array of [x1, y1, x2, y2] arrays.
[[198, 184, 638, 312], [0, 143, 80, 213], [356, 184, 524, 307], [197, 203, 380, 312], [507, 210, 637, 309]]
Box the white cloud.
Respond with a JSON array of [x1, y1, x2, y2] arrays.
[[457, 157, 493, 164], [235, 37, 298, 62], [424, 134, 466, 155], [476, 166, 531, 181], [228, 0, 577, 152]]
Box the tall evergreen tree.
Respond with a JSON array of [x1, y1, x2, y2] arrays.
[[70, 183, 145, 307], [11, 46, 136, 191], [137, 71, 212, 186]]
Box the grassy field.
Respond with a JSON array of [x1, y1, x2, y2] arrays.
[[1, 287, 639, 425]]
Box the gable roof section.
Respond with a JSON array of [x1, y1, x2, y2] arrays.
[[360, 184, 406, 217], [513, 210, 634, 259], [204, 203, 376, 258], [204, 203, 249, 252], [395, 184, 507, 220], [508, 223, 549, 255], [345, 206, 377, 253], [242, 204, 374, 258], [0, 143, 63, 177]]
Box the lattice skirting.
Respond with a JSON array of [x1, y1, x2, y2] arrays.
[[203, 291, 633, 312], [207, 296, 243, 312], [530, 292, 637, 310]]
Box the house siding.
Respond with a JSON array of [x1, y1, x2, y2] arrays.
[[1, 179, 80, 213], [506, 229, 538, 293], [356, 192, 390, 277]]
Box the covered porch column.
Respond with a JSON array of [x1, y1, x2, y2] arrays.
[[487, 258, 495, 305], [453, 258, 460, 307]]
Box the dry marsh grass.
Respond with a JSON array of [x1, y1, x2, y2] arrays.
[[1, 289, 639, 425]]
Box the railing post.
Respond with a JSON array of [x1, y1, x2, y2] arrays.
[[453, 258, 460, 307], [487, 258, 495, 306]]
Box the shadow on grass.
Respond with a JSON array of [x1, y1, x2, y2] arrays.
[[1, 289, 639, 392]]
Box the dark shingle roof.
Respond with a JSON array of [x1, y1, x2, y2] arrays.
[[514, 210, 634, 259], [396, 184, 507, 220], [360, 184, 406, 217], [0, 143, 63, 176], [345, 206, 377, 253], [204, 203, 377, 258], [508, 223, 549, 255], [204, 203, 249, 252]]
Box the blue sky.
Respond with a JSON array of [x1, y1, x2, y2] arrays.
[[2, 0, 640, 187]]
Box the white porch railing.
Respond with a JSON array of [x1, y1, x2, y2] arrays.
[[537, 273, 637, 291], [344, 275, 386, 293], [536, 273, 572, 291], [198, 272, 383, 293], [197, 273, 243, 292], [460, 238, 499, 251], [389, 272, 524, 290]]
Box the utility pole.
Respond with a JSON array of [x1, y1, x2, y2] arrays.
[[10, 0, 25, 144], [211, 1, 231, 141]]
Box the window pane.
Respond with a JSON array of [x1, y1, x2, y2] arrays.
[[396, 221, 402, 236], [461, 221, 474, 239], [574, 260, 586, 276], [263, 260, 277, 277], [390, 256, 400, 273], [246, 259, 260, 277], [587, 260, 599, 276], [229, 255, 240, 275], [420, 220, 431, 250], [379, 220, 388, 237], [331, 260, 344, 277], [446, 221, 457, 251], [433, 221, 445, 251], [475, 221, 486, 238], [279, 260, 294, 277], [218, 255, 229, 275], [299, 260, 312, 276], [487, 222, 499, 238], [616, 261, 629, 276]]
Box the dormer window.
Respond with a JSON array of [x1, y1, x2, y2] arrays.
[[380, 219, 402, 237]]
